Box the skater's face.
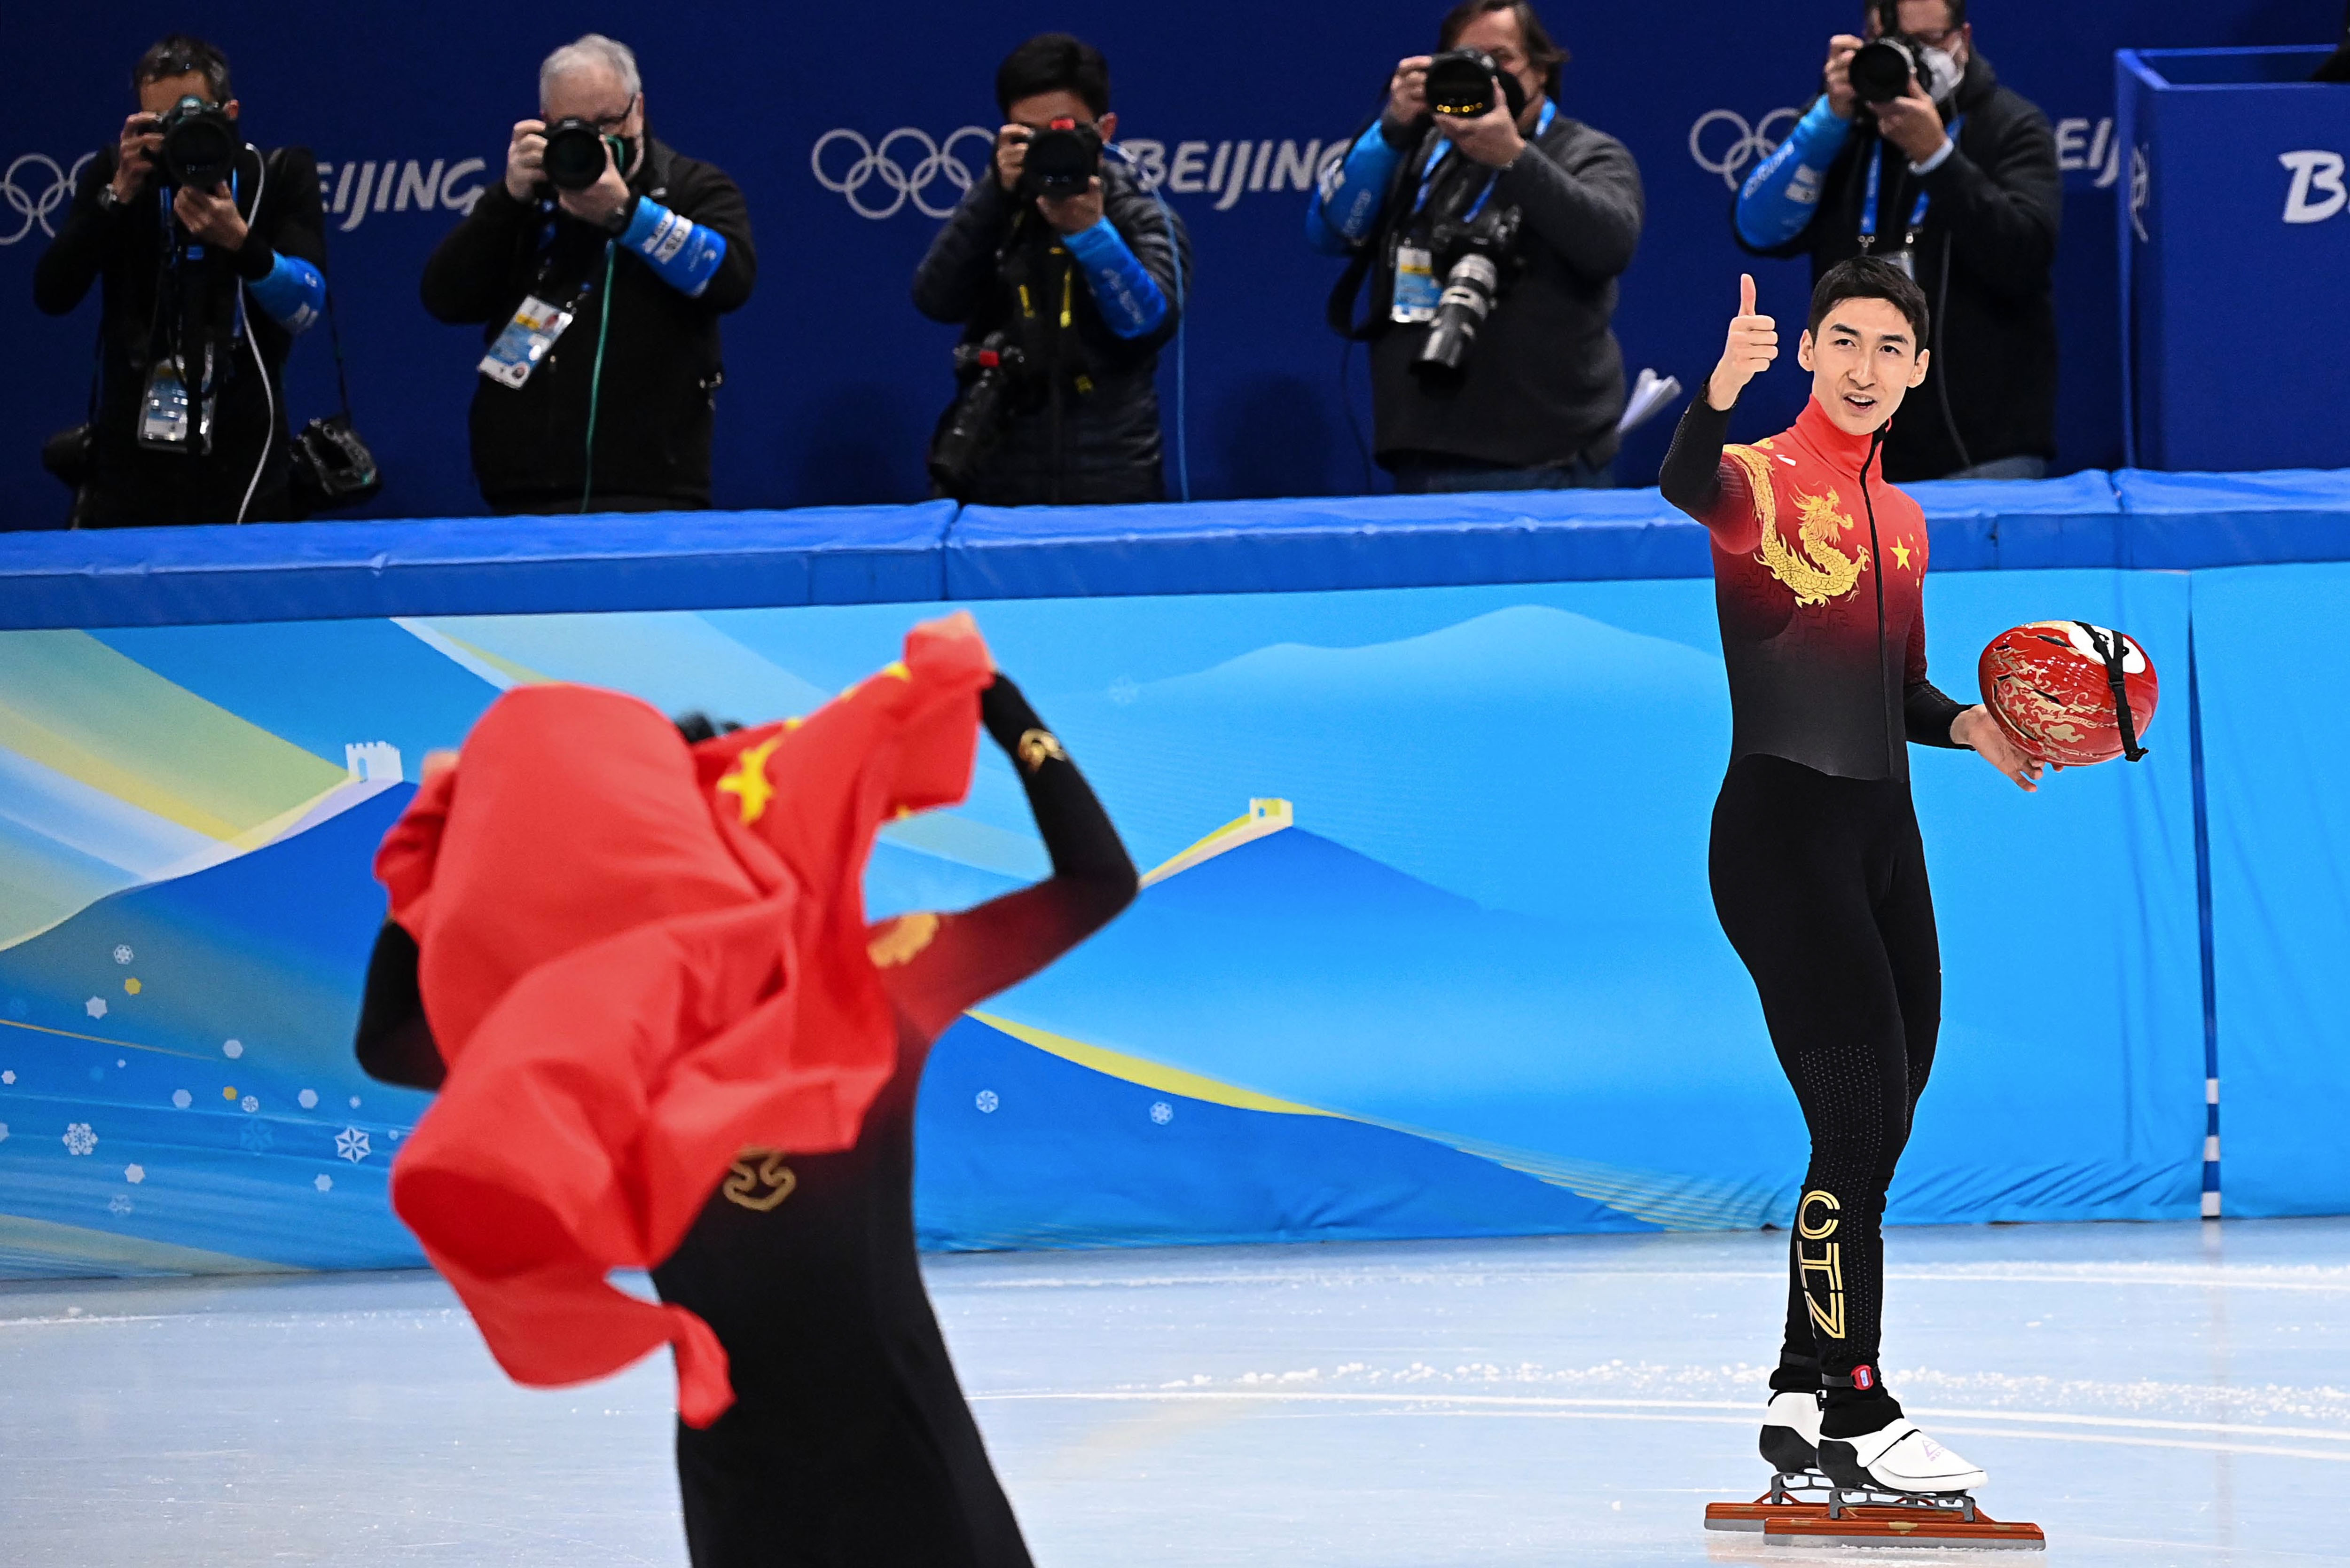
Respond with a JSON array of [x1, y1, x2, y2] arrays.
[[1798, 298, 1930, 437]]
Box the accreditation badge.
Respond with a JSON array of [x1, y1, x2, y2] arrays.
[[479, 295, 575, 389], [1391, 243, 1441, 323]]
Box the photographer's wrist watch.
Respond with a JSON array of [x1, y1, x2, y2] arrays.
[[96, 183, 127, 213]]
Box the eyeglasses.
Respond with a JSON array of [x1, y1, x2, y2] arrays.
[[580, 93, 638, 133]]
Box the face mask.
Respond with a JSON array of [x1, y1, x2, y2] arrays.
[[1915, 45, 1963, 104]]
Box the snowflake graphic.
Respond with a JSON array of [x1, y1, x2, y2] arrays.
[[2, 1070, 14, 1084], [335, 1127, 372, 1164], [171, 1090, 191, 1109], [113, 945, 133, 965], [124, 1164, 145, 1184], [974, 1090, 1000, 1113], [240, 1096, 258, 1113], [221, 1039, 243, 1059], [1149, 1101, 1175, 1125], [313, 1173, 333, 1193], [124, 978, 142, 996], [62, 1122, 97, 1156], [348, 1096, 361, 1109], [298, 1089, 318, 1110], [1108, 676, 1141, 706], [0, 1123, 9, 1144], [238, 1120, 274, 1154], [108, 1193, 133, 1216], [84, 997, 107, 1020]]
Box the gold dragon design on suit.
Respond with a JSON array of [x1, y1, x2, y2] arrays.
[[1723, 444, 1870, 606]]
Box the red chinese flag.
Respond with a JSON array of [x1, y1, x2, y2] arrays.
[[378, 616, 992, 1427]]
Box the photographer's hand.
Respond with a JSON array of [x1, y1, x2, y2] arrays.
[[1873, 78, 1950, 165], [112, 114, 161, 204], [504, 119, 548, 202], [557, 140, 634, 231], [995, 125, 1030, 193], [173, 183, 248, 250], [1436, 95, 1528, 169], [1707, 274, 1778, 409], [1824, 34, 1864, 121], [1383, 55, 1432, 136], [1037, 175, 1105, 235]]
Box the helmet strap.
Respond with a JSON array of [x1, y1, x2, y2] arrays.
[[2075, 621, 2148, 762]]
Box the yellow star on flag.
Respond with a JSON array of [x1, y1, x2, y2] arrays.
[[716, 737, 782, 825], [1890, 540, 1913, 571]]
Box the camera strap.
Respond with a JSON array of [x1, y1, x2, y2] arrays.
[[1859, 113, 1964, 257]]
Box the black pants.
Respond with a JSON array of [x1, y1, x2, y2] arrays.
[[1709, 755, 1940, 1425]]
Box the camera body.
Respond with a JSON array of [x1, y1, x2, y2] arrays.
[[542, 118, 615, 191], [1424, 47, 1528, 122], [158, 94, 238, 188], [1410, 204, 1523, 390], [1017, 118, 1102, 201]]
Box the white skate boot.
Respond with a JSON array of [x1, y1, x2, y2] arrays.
[[1759, 1390, 1824, 1474], [1817, 1418, 1990, 1495]]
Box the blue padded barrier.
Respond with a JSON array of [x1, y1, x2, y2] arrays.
[[2116, 469, 2350, 569], [947, 478, 2132, 599], [947, 491, 1715, 598], [0, 503, 955, 631], [12, 470, 2350, 628]]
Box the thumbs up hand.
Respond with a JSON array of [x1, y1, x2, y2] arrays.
[[1708, 273, 1779, 410]]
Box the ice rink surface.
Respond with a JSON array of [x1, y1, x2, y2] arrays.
[[2, 1218, 2344, 1566]]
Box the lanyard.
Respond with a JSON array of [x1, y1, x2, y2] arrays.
[[1414, 98, 1558, 222], [1860, 115, 1963, 250]]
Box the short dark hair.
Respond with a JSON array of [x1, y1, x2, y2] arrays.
[[1809, 255, 1931, 348], [133, 34, 233, 103], [1438, 0, 1570, 100], [1871, 0, 1966, 31], [995, 33, 1111, 120]]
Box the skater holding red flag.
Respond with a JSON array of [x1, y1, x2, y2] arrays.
[[1660, 259, 2037, 1501], [354, 610, 1136, 1567]]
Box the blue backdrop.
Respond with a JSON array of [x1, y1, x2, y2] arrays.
[[4, 0, 2337, 530]]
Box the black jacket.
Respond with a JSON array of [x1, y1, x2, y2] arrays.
[[1741, 53, 2060, 481], [911, 156, 1191, 507], [1339, 110, 1644, 473], [421, 137, 755, 512], [32, 142, 324, 527]]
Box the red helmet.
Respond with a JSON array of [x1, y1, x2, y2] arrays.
[[1979, 621, 2158, 768]]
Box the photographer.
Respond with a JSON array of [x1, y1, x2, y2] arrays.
[[1734, 0, 2059, 480], [1308, 0, 1643, 493], [422, 34, 754, 514], [913, 33, 1191, 506], [32, 35, 326, 527]]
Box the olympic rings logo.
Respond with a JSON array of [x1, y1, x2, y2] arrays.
[[2, 152, 95, 245], [1688, 109, 1802, 192], [811, 126, 995, 220]]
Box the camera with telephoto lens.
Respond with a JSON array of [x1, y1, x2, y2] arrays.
[[541, 118, 614, 191], [1016, 118, 1102, 201], [1848, 0, 1962, 106], [928, 330, 1030, 493], [1410, 205, 1522, 391], [158, 94, 238, 187], [1423, 47, 1528, 120]]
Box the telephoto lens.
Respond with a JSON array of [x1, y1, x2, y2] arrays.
[[541, 118, 611, 191], [1411, 251, 1503, 390], [1847, 36, 1923, 105], [1017, 118, 1103, 200], [158, 96, 239, 188], [929, 334, 1028, 493], [1424, 48, 1498, 117]]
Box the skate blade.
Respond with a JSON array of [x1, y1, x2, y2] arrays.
[[1704, 1484, 2044, 1550], [1762, 1506, 2045, 1549]]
